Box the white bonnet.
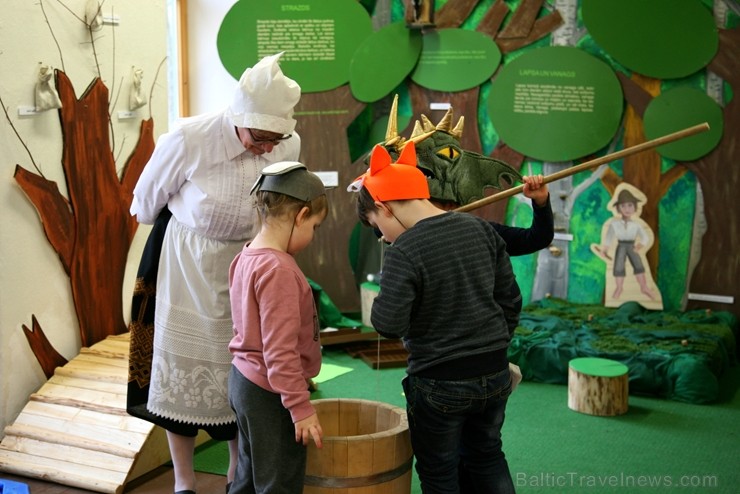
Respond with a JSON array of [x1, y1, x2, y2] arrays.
[[225, 52, 301, 135]]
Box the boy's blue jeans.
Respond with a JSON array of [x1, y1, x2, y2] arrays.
[[402, 367, 515, 494]]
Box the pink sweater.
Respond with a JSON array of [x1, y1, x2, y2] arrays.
[[228, 246, 321, 423]]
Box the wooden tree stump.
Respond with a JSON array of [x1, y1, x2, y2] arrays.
[[568, 357, 629, 416]]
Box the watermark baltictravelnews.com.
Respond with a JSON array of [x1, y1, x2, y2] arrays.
[[515, 471, 720, 489]]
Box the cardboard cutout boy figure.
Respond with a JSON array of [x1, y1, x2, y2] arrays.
[[591, 183, 663, 310]]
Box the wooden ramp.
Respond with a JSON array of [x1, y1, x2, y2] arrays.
[[0, 333, 207, 493]]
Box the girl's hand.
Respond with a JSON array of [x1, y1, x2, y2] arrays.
[[295, 412, 323, 448]]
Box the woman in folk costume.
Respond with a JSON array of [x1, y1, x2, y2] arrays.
[[127, 52, 301, 494]]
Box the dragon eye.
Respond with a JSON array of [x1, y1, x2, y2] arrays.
[[436, 146, 460, 160]]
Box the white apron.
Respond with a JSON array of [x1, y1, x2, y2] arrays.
[[147, 218, 243, 425]]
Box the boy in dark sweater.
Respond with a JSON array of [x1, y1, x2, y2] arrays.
[[348, 142, 518, 493]]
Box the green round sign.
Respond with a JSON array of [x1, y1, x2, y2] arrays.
[[643, 87, 723, 161], [410, 28, 501, 92], [350, 21, 422, 103], [488, 46, 623, 162], [217, 0, 372, 93], [582, 0, 718, 79]]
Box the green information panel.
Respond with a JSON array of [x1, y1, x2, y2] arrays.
[[410, 28, 501, 92], [217, 0, 372, 93], [643, 87, 723, 161], [350, 21, 423, 103], [488, 46, 623, 162], [582, 0, 718, 79]]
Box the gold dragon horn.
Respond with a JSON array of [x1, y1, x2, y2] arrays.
[[420, 113, 436, 133], [401, 119, 435, 150], [410, 119, 425, 139], [384, 94, 400, 145], [450, 115, 464, 140], [434, 107, 464, 140], [436, 107, 454, 132]]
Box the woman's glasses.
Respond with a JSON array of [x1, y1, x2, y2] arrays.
[[248, 128, 292, 145]]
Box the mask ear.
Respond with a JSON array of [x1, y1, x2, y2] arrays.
[[396, 141, 417, 166], [369, 144, 392, 176]]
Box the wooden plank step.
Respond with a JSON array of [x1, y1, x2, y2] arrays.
[[11, 407, 149, 449], [52, 362, 127, 385], [72, 352, 129, 369], [48, 374, 128, 395], [3, 421, 145, 457], [0, 435, 131, 473], [80, 346, 128, 360], [105, 333, 131, 342], [84, 338, 130, 357], [33, 381, 127, 411], [0, 449, 125, 494], [59, 357, 128, 375], [29, 393, 129, 416], [0, 332, 195, 494], [20, 401, 152, 434], [86, 339, 131, 353]]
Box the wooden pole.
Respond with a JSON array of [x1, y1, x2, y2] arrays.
[[455, 122, 710, 213], [177, 0, 190, 117]]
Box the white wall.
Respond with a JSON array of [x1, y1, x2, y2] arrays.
[[0, 0, 168, 435], [186, 0, 239, 115]]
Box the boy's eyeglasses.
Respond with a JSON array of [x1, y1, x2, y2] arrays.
[[248, 128, 292, 144]]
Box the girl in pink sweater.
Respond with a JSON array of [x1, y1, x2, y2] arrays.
[[228, 162, 327, 493]]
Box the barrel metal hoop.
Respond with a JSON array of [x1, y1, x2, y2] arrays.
[[304, 456, 413, 488]]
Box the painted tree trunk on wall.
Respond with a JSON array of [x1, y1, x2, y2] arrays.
[[684, 27, 740, 316], [610, 73, 693, 284], [612, 27, 740, 318], [293, 86, 367, 312], [683, 2, 728, 311], [620, 74, 664, 279], [13, 70, 154, 376]]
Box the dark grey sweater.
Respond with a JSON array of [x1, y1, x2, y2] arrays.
[[371, 212, 517, 376]]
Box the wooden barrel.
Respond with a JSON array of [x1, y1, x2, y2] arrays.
[[568, 357, 629, 416], [305, 399, 413, 494]]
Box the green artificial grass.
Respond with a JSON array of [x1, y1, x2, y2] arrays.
[[194, 346, 740, 493]]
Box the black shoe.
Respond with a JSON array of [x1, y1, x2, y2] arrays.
[[226, 482, 232, 493]]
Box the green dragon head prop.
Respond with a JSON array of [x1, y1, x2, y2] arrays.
[[380, 95, 523, 208]]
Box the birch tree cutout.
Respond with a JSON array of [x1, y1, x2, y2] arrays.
[[34, 63, 62, 111], [129, 66, 146, 111], [591, 183, 663, 310]]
